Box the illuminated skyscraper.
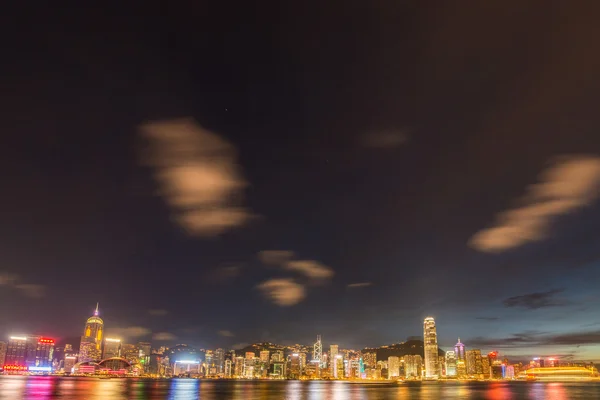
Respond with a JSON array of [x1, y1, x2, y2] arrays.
[[466, 349, 483, 376], [405, 354, 423, 378], [215, 348, 225, 374], [329, 345, 339, 374], [79, 303, 104, 362], [363, 352, 376, 368], [313, 335, 322, 362], [388, 356, 400, 378], [445, 350, 457, 377], [5, 336, 27, 365], [454, 338, 466, 361], [224, 359, 232, 377], [103, 338, 121, 359], [423, 317, 439, 378]]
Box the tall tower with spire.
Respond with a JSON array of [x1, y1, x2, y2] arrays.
[[78, 303, 104, 362]]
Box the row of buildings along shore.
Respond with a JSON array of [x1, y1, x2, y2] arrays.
[[1, 308, 597, 380]]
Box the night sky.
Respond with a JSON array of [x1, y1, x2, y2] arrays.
[[3, 2, 600, 361]]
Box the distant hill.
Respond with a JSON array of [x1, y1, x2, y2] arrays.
[[363, 339, 445, 360]]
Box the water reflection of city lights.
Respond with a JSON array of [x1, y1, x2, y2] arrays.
[[169, 378, 199, 400]]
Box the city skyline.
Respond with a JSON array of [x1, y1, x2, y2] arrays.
[[2, 309, 596, 365], [2, 1, 600, 366]]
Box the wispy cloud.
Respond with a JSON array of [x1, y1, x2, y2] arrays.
[[107, 326, 151, 339], [0, 273, 46, 298], [503, 288, 569, 310], [14, 284, 45, 298], [286, 260, 334, 281], [256, 278, 306, 306], [218, 330, 235, 337], [140, 118, 253, 236], [153, 332, 177, 341], [361, 130, 409, 149], [148, 309, 168, 316], [347, 282, 373, 289], [470, 156, 600, 252], [258, 250, 295, 266]]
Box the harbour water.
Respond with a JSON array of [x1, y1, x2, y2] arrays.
[[1, 376, 599, 399]]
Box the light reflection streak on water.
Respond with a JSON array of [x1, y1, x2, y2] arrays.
[[169, 379, 199, 400], [528, 382, 568, 400], [484, 382, 514, 400]]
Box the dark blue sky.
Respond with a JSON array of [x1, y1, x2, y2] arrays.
[[2, 1, 600, 361]]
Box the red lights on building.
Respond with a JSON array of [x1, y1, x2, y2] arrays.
[[38, 338, 55, 344], [3, 365, 28, 371]]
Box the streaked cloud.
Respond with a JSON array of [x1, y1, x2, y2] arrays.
[[0, 273, 45, 298], [361, 130, 409, 149], [470, 156, 600, 252], [286, 260, 334, 281], [14, 284, 45, 298], [218, 330, 235, 337], [256, 278, 306, 306], [347, 282, 373, 289], [0, 273, 18, 286], [153, 332, 177, 341], [503, 288, 569, 309], [108, 326, 151, 339], [469, 329, 600, 349], [258, 250, 295, 266], [140, 118, 253, 236], [210, 263, 243, 282], [148, 309, 168, 316]]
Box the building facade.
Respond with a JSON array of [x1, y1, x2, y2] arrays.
[[423, 317, 439, 378]]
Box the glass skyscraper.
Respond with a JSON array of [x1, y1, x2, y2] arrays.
[[423, 317, 439, 378]]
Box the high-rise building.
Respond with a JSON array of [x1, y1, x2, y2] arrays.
[[363, 352, 377, 368], [445, 351, 457, 377], [224, 359, 232, 377], [138, 342, 151, 368], [215, 348, 225, 374], [329, 345, 339, 375], [423, 317, 439, 378], [103, 338, 121, 359], [466, 349, 483, 376], [481, 356, 491, 379], [405, 354, 423, 378], [64, 355, 77, 373], [290, 353, 301, 378], [388, 356, 400, 378], [454, 338, 466, 361], [5, 336, 27, 365], [31, 337, 55, 368], [233, 356, 244, 377], [313, 335, 322, 363], [4, 336, 54, 369], [0, 341, 6, 367], [79, 304, 104, 362], [121, 343, 139, 364], [260, 350, 270, 364]]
